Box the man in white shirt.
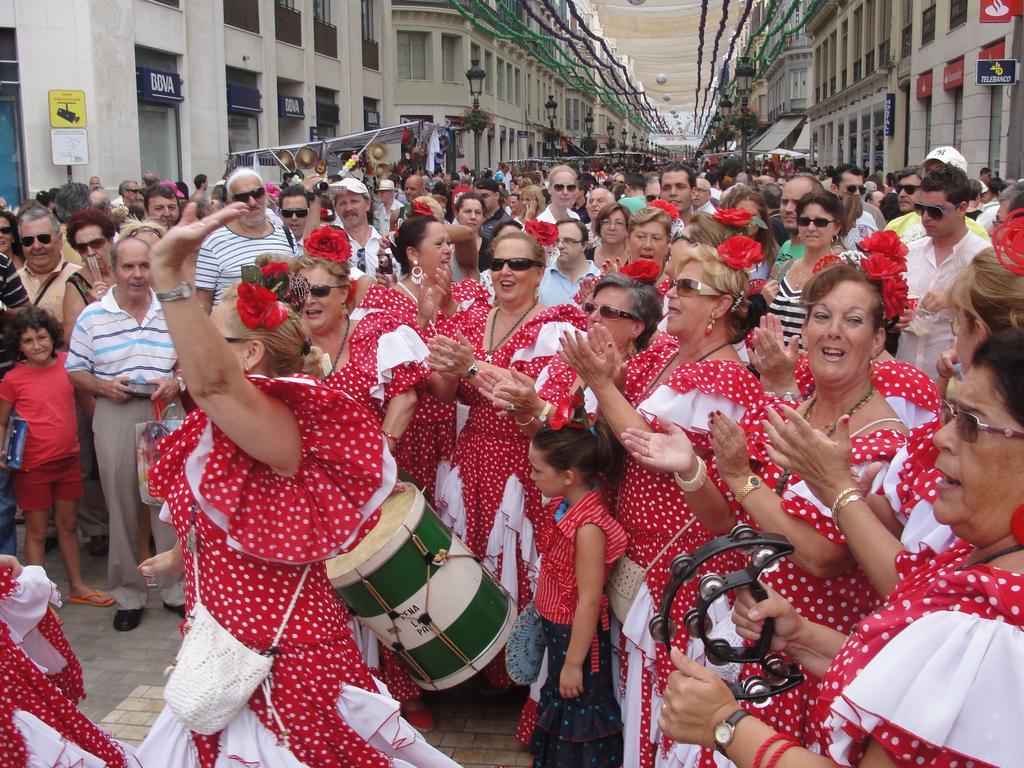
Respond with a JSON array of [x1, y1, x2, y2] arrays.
[[539, 220, 601, 306], [537, 165, 581, 224], [896, 164, 990, 380], [332, 178, 387, 278]]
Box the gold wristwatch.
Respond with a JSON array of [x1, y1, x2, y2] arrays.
[[733, 475, 763, 504]]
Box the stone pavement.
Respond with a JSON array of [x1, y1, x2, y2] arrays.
[[36, 530, 533, 768]]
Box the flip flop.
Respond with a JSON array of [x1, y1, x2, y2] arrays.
[[67, 590, 115, 607]]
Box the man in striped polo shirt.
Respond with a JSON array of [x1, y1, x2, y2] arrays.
[[67, 237, 184, 632], [195, 168, 296, 311]]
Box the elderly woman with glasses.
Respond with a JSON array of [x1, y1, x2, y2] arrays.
[[562, 237, 762, 768], [587, 202, 631, 272], [658, 327, 1024, 768], [61, 209, 117, 340]]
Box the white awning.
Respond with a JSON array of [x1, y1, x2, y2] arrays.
[[793, 122, 811, 154], [749, 116, 804, 154]]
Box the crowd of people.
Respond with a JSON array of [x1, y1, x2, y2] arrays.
[[0, 142, 1022, 768]]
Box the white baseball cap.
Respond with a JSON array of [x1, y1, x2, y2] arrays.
[[923, 146, 968, 173], [377, 179, 396, 191], [329, 177, 369, 197]]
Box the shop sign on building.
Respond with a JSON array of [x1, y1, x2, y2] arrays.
[[977, 58, 1019, 85]]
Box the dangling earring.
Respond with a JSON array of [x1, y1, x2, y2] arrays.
[[704, 314, 717, 336], [1011, 503, 1024, 545], [411, 264, 424, 285]]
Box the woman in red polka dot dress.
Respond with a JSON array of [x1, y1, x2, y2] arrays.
[[657, 327, 1024, 768], [565, 238, 765, 768], [429, 230, 585, 687], [0, 556, 136, 767], [134, 203, 459, 768]]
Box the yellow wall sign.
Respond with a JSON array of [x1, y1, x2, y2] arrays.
[[48, 90, 87, 128]]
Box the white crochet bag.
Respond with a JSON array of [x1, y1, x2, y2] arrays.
[[164, 509, 309, 736]]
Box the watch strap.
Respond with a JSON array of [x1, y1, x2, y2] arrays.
[[715, 709, 751, 756], [156, 281, 193, 303], [734, 475, 762, 504]]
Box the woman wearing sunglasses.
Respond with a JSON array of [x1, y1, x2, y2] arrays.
[[658, 327, 1024, 768], [768, 191, 845, 344], [428, 229, 586, 691], [61, 209, 117, 342], [562, 237, 761, 768], [0, 209, 21, 270]]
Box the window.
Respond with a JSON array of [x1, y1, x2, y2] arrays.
[[953, 88, 963, 148], [901, 0, 912, 56], [314, 0, 330, 24], [497, 57, 505, 99], [921, 2, 935, 45], [361, 0, 374, 40], [790, 69, 807, 101], [441, 35, 459, 82], [484, 52, 493, 94], [506, 63, 514, 102], [514, 68, 521, 105], [396, 31, 429, 80], [276, 0, 295, 7], [949, 0, 967, 28]]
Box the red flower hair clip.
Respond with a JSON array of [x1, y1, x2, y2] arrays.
[[857, 251, 910, 321], [236, 282, 290, 330], [714, 207, 765, 230], [524, 219, 559, 248], [717, 236, 764, 271], [992, 208, 1024, 276], [549, 388, 590, 431], [620, 259, 661, 283], [811, 254, 842, 274], [411, 200, 437, 219], [304, 226, 352, 264], [858, 230, 908, 268], [649, 199, 681, 220]]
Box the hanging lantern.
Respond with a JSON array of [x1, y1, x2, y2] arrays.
[[656, 74, 668, 85], [627, 0, 646, 5], [662, 94, 672, 102]]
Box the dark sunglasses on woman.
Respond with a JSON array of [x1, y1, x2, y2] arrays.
[[797, 216, 834, 228], [20, 234, 52, 247], [72, 237, 107, 253], [308, 284, 346, 298], [583, 301, 638, 320], [491, 257, 543, 272], [0, 225, 12, 235]]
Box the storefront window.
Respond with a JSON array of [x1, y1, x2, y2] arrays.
[[138, 102, 181, 180], [228, 114, 259, 153]]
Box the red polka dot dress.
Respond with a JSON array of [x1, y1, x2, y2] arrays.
[[137, 375, 458, 768], [612, 338, 764, 768], [807, 541, 1024, 767], [0, 566, 135, 767]]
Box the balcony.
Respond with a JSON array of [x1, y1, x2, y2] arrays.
[[224, 0, 259, 33], [275, 2, 301, 46], [362, 38, 379, 70], [314, 18, 337, 57], [921, 6, 935, 45]]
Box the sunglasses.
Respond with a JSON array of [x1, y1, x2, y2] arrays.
[[940, 400, 1024, 443], [20, 234, 53, 247], [281, 208, 309, 218], [308, 284, 346, 297], [491, 257, 543, 272], [896, 184, 919, 195], [72, 236, 107, 253], [232, 187, 266, 203], [797, 216, 834, 228], [674, 277, 721, 296], [552, 183, 577, 192], [844, 184, 866, 195], [583, 301, 638, 320], [0, 226, 12, 235], [915, 202, 957, 219]]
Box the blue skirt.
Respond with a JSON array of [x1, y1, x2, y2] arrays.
[[529, 618, 623, 768]]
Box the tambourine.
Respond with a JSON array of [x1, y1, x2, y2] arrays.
[[650, 524, 804, 705]]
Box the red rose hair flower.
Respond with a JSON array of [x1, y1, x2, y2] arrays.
[[716, 235, 764, 271], [811, 253, 842, 274], [992, 208, 1024, 276], [549, 388, 589, 431], [858, 230, 908, 268], [236, 282, 290, 330], [411, 200, 437, 219], [649, 199, 680, 220], [524, 219, 559, 247], [859, 252, 910, 320], [620, 259, 661, 283], [714, 207, 756, 229], [303, 226, 352, 264]]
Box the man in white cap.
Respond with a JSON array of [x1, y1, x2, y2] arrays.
[[373, 179, 401, 233], [922, 145, 968, 175], [332, 177, 387, 278]]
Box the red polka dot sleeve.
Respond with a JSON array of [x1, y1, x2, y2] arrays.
[[150, 375, 392, 564]]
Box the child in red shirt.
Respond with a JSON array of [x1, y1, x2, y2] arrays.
[[0, 308, 110, 606], [526, 408, 628, 768]]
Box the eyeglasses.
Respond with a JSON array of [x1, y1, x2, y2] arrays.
[[552, 184, 577, 192], [896, 184, 920, 195], [797, 216, 835, 228], [0, 226, 12, 235], [231, 187, 266, 203], [308, 284, 347, 298], [844, 184, 866, 195], [125, 187, 141, 194], [583, 301, 638, 320], [915, 202, 957, 219], [72, 237, 107, 254], [601, 218, 627, 229], [674, 277, 722, 297], [556, 237, 583, 246], [491, 257, 543, 272], [281, 208, 309, 218], [939, 400, 1024, 443], [20, 234, 53, 247]]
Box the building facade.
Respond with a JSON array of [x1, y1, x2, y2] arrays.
[[1, 0, 393, 203]]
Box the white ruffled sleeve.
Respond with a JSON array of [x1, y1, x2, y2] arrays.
[[826, 610, 1024, 768], [637, 387, 744, 431], [510, 322, 581, 364], [372, 325, 430, 403]]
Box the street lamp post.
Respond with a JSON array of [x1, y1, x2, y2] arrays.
[[734, 56, 756, 175], [465, 58, 486, 174], [545, 94, 558, 158], [621, 127, 627, 164]]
